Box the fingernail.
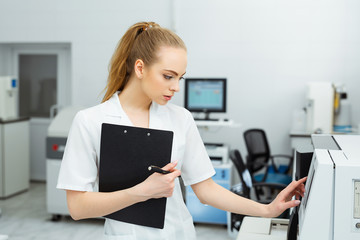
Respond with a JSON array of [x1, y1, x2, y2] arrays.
[[295, 200, 301, 205]]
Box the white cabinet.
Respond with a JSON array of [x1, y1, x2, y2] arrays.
[[0, 118, 30, 198]]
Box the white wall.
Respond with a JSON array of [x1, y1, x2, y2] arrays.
[[0, 0, 173, 105], [173, 0, 360, 155], [0, 44, 12, 75], [1, 0, 360, 156]]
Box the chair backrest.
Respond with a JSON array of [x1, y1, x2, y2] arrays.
[[243, 129, 271, 173], [229, 150, 250, 198]]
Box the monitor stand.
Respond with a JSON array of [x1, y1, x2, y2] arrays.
[[194, 112, 219, 121], [194, 118, 219, 121]]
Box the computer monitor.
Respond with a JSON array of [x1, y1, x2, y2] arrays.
[[184, 78, 226, 120]]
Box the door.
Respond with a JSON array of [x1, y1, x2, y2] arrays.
[[11, 44, 71, 181]]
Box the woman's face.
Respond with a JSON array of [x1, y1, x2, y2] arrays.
[[141, 46, 187, 105]]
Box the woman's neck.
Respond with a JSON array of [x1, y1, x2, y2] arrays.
[[119, 77, 152, 112], [118, 77, 152, 128]]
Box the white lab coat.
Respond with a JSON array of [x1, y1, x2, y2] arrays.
[[57, 92, 215, 240]]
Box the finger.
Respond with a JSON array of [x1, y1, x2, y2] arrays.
[[283, 177, 308, 196], [162, 161, 178, 171], [282, 199, 301, 210], [168, 169, 181, 179], [299, 176, 307, 184], [294, 184, 306, 196], [290, 188, 304, 200]]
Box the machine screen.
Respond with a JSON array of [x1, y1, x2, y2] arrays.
[[303, 168, 315, 209]]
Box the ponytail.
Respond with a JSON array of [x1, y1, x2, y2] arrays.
[[102, 21, 186, 102]]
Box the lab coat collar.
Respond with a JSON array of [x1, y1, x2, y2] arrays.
[[101, 92, 167, 129], [101, 92, 126, 117]]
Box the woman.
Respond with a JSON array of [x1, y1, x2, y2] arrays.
[[57, 21, 306, 240]]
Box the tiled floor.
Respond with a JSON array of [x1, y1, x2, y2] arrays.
[[0, 183, 235, 240]]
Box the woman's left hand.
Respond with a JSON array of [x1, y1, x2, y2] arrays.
[[267, 177, 307, 217]]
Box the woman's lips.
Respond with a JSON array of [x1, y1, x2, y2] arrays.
[[164, 95, 172, 101]]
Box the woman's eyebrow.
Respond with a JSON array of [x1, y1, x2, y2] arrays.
[[164, 69, 186, 77]]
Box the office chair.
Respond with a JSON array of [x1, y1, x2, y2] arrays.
[[229, 150, 288, 231], [229, 149, 250, 232], [230, 149, 287, 202], [243, 129, 293, 186]]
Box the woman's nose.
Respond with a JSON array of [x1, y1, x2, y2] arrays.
[[170, 80, 180, 92]]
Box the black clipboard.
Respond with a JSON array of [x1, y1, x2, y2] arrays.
[[99, 123, 174, 229]]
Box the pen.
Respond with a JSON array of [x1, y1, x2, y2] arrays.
[[148, 165, 172, 174]]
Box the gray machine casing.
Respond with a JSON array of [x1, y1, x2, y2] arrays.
[[46, 106, 83, 216]]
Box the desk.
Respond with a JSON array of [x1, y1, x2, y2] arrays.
[[237, 216, 289, 240], [195, 119, 240, 128]]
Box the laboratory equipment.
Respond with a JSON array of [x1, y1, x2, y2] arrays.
[[236, 134, 360, 240], [186, 143, 231, 224], [0, 76, 29, 198], [0, 117, 29, 198], [184, 78, 226, 121], [333, 85, 351, 132], [298, 134, 360, 239], [305, 82, 334, 133], [0, 76, 18, 120], [205, 143, 229, 164], [236, 217, 289, 240], [46, 106, 83, 220], [186, 162, 232, 225]]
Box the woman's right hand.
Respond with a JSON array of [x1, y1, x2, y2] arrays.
[[131, 161, 181, 201]]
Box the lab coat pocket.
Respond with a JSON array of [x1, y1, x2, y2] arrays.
[[102, 234, 136, 240]]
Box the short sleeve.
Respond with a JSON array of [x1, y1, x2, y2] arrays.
[[56, 111, 98, 192], [180, 111, 215, 186]]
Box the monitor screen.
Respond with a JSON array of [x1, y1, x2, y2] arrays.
[[184, 78, 226, 114]]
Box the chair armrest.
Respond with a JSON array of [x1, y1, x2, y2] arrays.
[[252, 182, 287, 190], [269, 155, 294, 174], [252, 182, 288, 203], [271, 154, 292, 159]]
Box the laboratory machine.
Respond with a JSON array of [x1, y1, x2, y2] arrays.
[[46, 106, 83, 220], [205, 143, 229, 164], [186, 144, 233, 225], [305, 82, 334, 134], [0, 76, 18, 120], [186, 162, 233, 225], [0, 76, 30, 198], [297, 134, 360, 239], [236, 134, 360, 240], [0, 117, 29, 198], [333, 84, 351, 133]]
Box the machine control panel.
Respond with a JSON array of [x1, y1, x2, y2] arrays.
[[353, 180, 360, 233], [355, 181, 360, 219], [47, 137, 67, 159], [0, 76, 19, 120]]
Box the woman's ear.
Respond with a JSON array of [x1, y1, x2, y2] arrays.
[[134, 59, 145, 79]]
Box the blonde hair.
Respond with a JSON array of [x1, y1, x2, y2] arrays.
[[102, 21, 187, 102]]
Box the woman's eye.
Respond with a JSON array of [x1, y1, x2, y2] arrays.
[[163, 74, 173, 80]]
